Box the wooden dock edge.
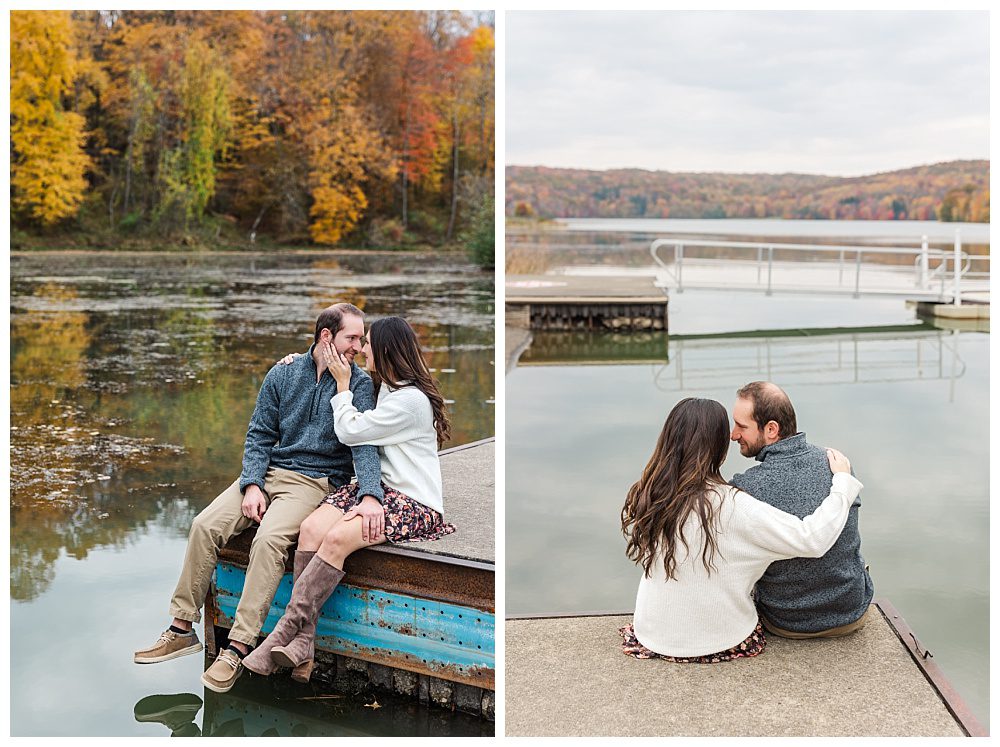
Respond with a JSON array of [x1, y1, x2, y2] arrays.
[[507, 600, 987, 737]]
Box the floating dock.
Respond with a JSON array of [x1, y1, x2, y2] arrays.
[[505, 600, 984, 737], [506, 274, 668, 331], [206, 439, 495, 720]]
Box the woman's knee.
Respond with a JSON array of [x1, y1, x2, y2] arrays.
[[298, 513, 325, 547], [319, 523, 355, 556]]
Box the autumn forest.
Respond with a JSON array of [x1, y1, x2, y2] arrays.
[[507, 160, 989, 223], [10, 10, 495, 260]]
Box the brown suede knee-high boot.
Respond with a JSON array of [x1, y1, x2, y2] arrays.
[[243, 549, 316, 676], [289, 551, 316, 682], [271, 556, 345, 675]]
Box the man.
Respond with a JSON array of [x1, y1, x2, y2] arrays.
[[729, 381, 874, 638], [134, 303, 383, 693]]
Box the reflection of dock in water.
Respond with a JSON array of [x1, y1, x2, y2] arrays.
[[206, 439, 495, 719], [198, 675, 491, 737], [506, 600, 984, 737], [513, 325, 975, 396]]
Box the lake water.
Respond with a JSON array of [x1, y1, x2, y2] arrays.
[[506, 288, 989, 728], [507, 218, 990, 274], [9, 251, 495, 737]]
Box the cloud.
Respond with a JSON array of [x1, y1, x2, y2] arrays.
[[506, 11, 989, 176]]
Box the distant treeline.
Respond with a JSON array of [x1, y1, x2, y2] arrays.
[[10, 10, 495, 253], [506, 160, 989, 223]]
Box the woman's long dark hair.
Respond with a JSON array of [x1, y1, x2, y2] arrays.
[[621, 398, 730, 580], [367, 316, 451, 448]]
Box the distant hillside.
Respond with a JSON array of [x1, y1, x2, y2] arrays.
[[506, 160, 989, 222]]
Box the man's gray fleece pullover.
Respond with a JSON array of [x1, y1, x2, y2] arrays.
[[730, 432, 873, 632], [238, 345, 384, 503]]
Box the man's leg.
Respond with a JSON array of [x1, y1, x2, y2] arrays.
[[169, 479, 253, 625], [136, 479, 250, 664], [226, 468, 330, 649], [760, 604, 875, 639]]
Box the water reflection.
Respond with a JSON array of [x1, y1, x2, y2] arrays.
[[134, 693, 204, 737], [520, 324, 973, 400], [132, 682, 492, 737]]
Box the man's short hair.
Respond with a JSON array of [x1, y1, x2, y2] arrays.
[[737, 381, 797, 439], [314, 303, 364, 343]]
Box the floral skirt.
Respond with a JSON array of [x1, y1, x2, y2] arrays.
[[321, 482, 456, 543], [619, 622, 766, 663]]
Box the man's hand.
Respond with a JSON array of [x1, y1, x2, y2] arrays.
[[241, 485, 268, 523], [343, 495, 384, 543]]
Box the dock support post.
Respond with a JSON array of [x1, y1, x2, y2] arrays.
[[676, 243, 684, 293], [766, 245, 773, 296], [854, 250, 862, 298], [952, 229, 962, 306]]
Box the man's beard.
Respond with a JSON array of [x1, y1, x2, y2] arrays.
[[740, 433, 767, 457]]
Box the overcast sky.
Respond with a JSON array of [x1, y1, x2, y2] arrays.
[[506, 11, 989, 177]]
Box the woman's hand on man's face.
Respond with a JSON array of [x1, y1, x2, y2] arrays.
[[322, 339, 352, 387]]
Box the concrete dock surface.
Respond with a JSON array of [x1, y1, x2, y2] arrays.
[[371, 438, 494, 566], [506, 273, 666, 303], [506, 604, 971, 737]]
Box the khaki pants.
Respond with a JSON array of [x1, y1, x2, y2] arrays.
[[169, 467, 330, 646], [760, 603, 874, 640]]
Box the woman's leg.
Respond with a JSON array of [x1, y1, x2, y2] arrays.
[[316, 511, 387, 569], [268, 510, 388, 671], [297, 504, 344, 552], [243, 507, 347, 675]]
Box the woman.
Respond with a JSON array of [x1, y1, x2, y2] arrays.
[[243, 316, 454, 681], [619, 397, 861, 662]]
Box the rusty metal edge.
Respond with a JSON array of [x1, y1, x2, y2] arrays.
[[874, 598, 988, 738], [217, 548, 494, 613], [367, 544, 494, 571], [330, 648, 495, 691], [203, 581, 220, 657]]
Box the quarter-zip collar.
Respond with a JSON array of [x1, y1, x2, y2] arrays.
[[755, 432, 808, 462]]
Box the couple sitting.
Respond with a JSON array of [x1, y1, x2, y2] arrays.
[[134, 303, 454, 692], [621, 382, 874, 662]]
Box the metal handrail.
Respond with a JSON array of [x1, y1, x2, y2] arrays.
[[650, 231, 984, 304]]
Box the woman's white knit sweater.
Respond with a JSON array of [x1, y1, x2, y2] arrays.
[[330, 385, 443, 514], [632, 472, 863, 657]]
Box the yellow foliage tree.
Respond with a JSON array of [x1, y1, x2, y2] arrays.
[[302, 91, 393, 244], [10, 11, 92, 226]]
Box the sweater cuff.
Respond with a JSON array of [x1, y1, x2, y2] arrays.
[[331, 390, 354, 407], [832, 472, 863, 493]]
